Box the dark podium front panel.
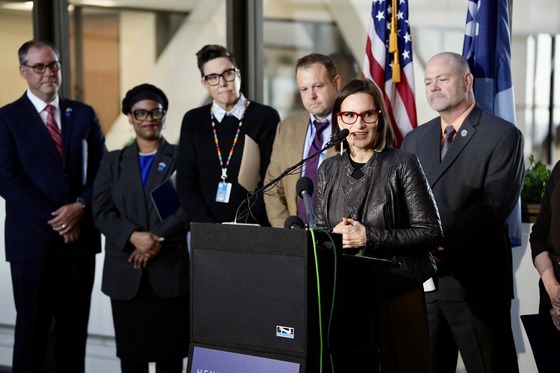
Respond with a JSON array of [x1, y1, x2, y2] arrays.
[[188, 223, 327, 371], [187, 222, 400, 372]]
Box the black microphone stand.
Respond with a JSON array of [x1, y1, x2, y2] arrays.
[[234, 130, 348, 223]]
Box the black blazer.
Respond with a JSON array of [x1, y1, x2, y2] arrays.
[[92, 138, 189, 301], [401, 104, 524, 301], [0, 93, 106, 262]]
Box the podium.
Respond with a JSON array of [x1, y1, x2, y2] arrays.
[[186, 222, 400, 373]]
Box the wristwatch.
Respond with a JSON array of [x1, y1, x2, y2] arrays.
[[76, 197, 87, 208]]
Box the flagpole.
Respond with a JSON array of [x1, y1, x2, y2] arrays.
[[388, 0, 400, 82]]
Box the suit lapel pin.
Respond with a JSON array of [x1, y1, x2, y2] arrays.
[[461, 129, 467, 137], [158, 162, 166, 172], [65, 107, 72, 118]]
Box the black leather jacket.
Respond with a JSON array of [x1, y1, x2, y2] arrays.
[[315, 148, 442, 258]]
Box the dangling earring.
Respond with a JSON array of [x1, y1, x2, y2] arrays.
[[340, 140, 344, 155]]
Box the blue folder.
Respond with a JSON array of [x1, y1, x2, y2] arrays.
[[150, 171, 180, 221]]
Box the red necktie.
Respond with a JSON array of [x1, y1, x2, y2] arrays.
[[45, 105, 62, 157], [298, 119, 330, 222]]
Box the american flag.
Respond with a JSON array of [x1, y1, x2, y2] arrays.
[[363, 0, 416, 147], [462, 0, 521, 247]]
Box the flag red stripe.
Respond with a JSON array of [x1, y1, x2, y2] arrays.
[[395, 70, 417, 127], [363, 1, 417, 147]]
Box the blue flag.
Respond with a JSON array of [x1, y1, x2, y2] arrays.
[[462, 0, 522, 247]]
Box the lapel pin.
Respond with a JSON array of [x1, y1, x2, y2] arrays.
[[461, 129, 467, 137], [158, 162, 166, 172], [65, 107, 73, 118]]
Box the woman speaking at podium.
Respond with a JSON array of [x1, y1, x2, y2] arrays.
[[314, 79, 442, 372]]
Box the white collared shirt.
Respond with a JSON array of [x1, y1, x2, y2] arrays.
[[212, 93, 250, 123], [26, 90, 61, 130]]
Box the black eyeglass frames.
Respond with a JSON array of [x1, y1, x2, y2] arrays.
[[203, 68, 237, 86], [22, 61, 61, 74], [131, 109, 166, 121]]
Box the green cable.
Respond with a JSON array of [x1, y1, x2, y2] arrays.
[[310, 228, 339, 373], [309, 228, 324, 373]]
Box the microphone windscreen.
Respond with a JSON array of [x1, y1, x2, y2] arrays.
[[296, 176, 314, 197], [337, 128, 350, 140], [284, 215, 304, 229]]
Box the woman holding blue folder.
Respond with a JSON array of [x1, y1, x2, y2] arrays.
[[92, 83, 189, 373]]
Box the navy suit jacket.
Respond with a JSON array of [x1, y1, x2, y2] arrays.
[[401, 105, 524, 301], [0, 92, 106, 262]]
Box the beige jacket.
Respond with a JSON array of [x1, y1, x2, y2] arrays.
[[264, 111, 337, 228]]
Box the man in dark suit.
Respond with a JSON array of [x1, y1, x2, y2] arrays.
[[401, 52, 523, 373], [0, 40, 106, 373]]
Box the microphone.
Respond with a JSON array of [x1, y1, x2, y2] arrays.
[[324, 128, 349, 149], [234, 129, 349, 224], [284, 215, 305, 229], [296, 176, 316, 228]]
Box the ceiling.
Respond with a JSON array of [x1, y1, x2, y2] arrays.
[[0, 0, 558, 35], [70, 0, 195, 12], [0, 0, 195, 12]]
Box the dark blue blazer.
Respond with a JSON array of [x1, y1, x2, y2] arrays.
[[0, 92, 106, 262], [402, 105, 524, 301]]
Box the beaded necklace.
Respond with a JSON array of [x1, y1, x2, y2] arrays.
[[210, 98, 249, 182]]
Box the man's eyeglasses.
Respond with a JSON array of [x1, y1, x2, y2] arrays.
[[132, 109, 166, 121], [337, 110, 382, 125], [203, 68, 237, 86], [22, 61, 61, 74]]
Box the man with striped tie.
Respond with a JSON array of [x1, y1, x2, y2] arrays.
[[0, 39, 106, 373], [264, 53, 341, 228]]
